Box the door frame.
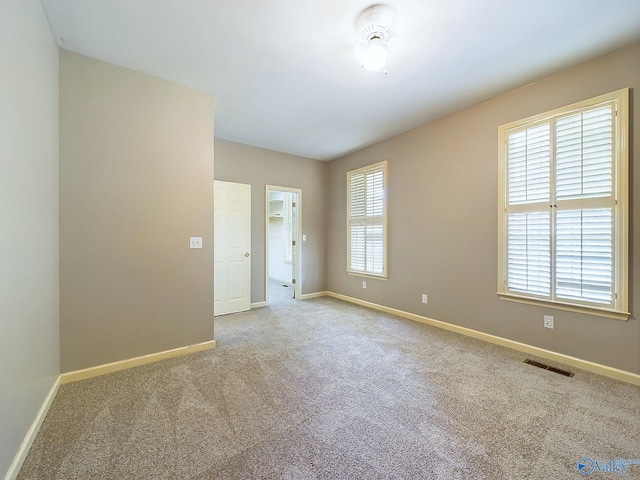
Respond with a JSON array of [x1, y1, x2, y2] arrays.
[[265, 185, 302, 304]]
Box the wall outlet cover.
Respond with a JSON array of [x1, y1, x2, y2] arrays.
[[543, 315, 554, 329]]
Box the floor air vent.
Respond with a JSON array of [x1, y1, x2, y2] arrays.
[[524, 359, 574, 377]]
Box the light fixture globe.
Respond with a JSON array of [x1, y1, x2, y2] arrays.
[[362, 36, 388, 71], [356, 5, 393, 72]]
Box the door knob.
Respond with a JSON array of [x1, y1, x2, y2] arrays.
[[245, 252, 250, 257]]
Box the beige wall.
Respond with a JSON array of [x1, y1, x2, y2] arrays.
[[327, 42, 640, 375], [214, 139, 327, 301], [0, 0, 59, 475], [60, 51, 215, 372]]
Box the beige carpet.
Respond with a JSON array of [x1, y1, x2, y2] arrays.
[[18, 288, 640, 479]]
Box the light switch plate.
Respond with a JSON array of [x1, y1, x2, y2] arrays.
[[190, 237, 203, 249]]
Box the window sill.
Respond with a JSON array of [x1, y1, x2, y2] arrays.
[[347, 271, 388, 281], [498, 293, 630, 321]]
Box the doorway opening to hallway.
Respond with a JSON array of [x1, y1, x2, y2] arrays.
[[266, 185, 302, 305]]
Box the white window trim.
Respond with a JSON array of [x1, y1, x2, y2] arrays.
[[347, 160, 388, 279], [497, 88, 629, 320]]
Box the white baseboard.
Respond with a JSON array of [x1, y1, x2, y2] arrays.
[[251, 301, 267, 309], [326, 292, 640, 387], [5, 377, 60, 480], [299, 291, 329, 300], [60, 340, 217, 385]]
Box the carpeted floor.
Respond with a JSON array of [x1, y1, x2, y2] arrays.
[[18, 288, 640, 479], [268, 278, 294, 304]]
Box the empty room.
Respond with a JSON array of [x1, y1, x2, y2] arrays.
[[2, 0, 639, 478]]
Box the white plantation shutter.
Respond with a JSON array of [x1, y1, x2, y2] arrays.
[[556, 209, 612, 304], [350, 171, 366, 218], [366, 223, 384, 273], [505, 122, 552, 299], [366, 170, 384, 216], [347, 161, 387, 277], [507, 212, 551, 296], [498, 89, 629, 318], [507, 125, 550, 205], [350, 224, 366, 272], [554, 105, 614, 305], [556, 107, 612, 198]]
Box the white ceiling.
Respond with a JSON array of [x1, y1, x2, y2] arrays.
[[40, 0, 640, 161]]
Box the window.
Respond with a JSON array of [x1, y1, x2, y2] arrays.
[[347, 161, 388, 278], [498, 89, 629, 320]]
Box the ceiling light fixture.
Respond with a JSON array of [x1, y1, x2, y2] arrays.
[[357, 5, 394, 73]]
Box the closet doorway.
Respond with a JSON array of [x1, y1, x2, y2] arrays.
[[266, 186, 302, 304]]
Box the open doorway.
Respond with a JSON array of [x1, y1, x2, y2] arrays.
[[266, 185, 301, 305]]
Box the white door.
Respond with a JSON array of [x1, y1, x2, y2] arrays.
[[214, 180, 251, 316]]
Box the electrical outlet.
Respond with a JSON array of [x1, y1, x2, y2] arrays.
[[190, 236, 203, 249], [422, 294, 428, 304], [544, 315, 554, 329], [362, 281, 367, 289]]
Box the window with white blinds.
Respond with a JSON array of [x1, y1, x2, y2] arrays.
[[498, 89, 629, 319], [347, 161, 388, 278]]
